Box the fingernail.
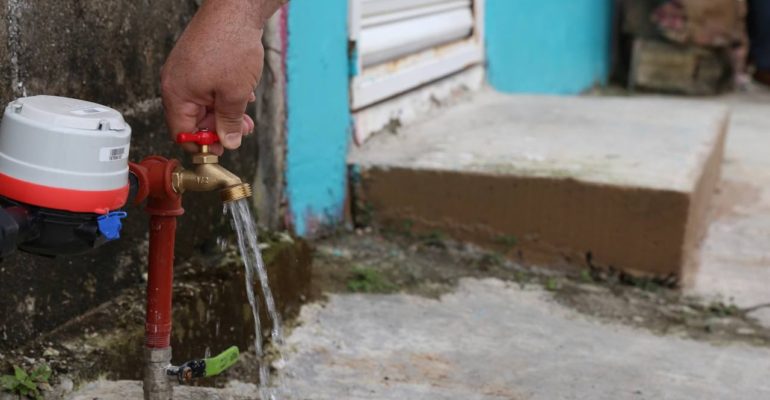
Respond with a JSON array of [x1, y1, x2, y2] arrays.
[[225, 133, 242, 147]]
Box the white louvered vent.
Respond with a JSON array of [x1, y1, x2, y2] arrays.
[[359, 0, 474, 67], [350, 0, 484, 111]]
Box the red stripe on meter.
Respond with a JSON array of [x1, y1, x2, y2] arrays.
[[0, 172, 128, 214]]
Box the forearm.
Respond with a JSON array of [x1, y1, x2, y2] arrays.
[[254, 0, 288, 27], [162, 0, 282, 151], [198, 0, 287, 30]]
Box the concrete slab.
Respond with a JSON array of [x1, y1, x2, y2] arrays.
[[276, 279, 770, 400], [350, 90, 729, 282]]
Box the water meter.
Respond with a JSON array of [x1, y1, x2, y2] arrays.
[[0, 96, 133, 257]]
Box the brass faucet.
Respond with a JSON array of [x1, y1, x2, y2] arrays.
[[172, 130, 252, 203]]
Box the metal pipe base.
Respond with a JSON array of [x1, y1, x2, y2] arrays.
[[143, 347, 172, 400]]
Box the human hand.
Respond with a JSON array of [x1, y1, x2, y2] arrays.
[[161, 0, 269, 154]]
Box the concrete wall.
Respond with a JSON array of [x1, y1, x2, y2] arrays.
[[486, 0, 614, 94], [285, 0, 351, 236], [0, 0, 282, 350]]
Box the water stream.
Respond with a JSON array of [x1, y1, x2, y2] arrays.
[[226, 198, 284, 400]]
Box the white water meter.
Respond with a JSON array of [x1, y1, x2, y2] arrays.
[[0, 96, 132, 214]]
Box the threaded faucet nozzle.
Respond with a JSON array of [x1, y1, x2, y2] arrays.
[[220, 183, 252, 203]]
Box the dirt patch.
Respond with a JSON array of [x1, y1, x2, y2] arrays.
[[311, 230, 770, 348]]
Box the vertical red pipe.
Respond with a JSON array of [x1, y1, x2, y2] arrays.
[[145, 215, 177, 348], [130, 157, 184, 349]]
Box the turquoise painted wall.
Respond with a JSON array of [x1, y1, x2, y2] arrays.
[[486, 0, 613, 94], [286, 0, 351, 236]]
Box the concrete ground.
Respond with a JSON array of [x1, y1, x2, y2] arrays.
[[276, 279, 770, 400], [274, 89, 770, 399], [690, 90, 770, 325], [68, 380, 258, 400]]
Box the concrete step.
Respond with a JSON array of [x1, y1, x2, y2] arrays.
[[349, 90, 729, 284]]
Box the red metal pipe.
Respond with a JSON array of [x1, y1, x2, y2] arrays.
[[129, 157, 184, 349], [145, 215, 177, 348]]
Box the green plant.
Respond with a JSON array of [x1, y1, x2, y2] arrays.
[[620, 275, 664, 292], [420, 231, 446, 248], [545, 277, 560, 292], [347, 266, 395, 293], [386, 219, 415, 238], [513, 271, 531, 289], [1, 364, 51, 400], [478, 253, 504, 268], [495, 235, 518, 250], [708, 302, 740, 318]]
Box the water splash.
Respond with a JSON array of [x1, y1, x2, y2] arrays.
[[227, 198, 283, 400]]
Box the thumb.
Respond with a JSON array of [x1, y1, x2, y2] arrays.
[[161, 89, 203, 153], [214, 93, 249, 150]]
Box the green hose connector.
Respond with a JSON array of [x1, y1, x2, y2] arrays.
[[204, 346, 240, 377], [166, 346, 240, 384]]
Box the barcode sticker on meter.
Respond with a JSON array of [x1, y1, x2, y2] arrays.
[[99, 145, 130, 162]]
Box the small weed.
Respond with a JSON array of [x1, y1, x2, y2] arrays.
[[513, 271, 531, 289], [579, 270, 594, 283], [397, 219, 415, 238], [420, 231, 446, 248], [620, 274, 667, 292], [622, 271, 679, 290], [352, 199, 375, 228], [545, 277, 560, 292], [382, 219, 414, 238], [478, 253, 504, 269], [708, 302, 740, 318], [495, 235, 518, 250], [1, 364, 51, 400], [347, 266, 395, 293]]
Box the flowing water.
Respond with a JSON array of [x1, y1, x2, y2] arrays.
[[226, 198, 284, 400]]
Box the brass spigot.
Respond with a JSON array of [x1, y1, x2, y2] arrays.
[[172, 130, 252, 203]]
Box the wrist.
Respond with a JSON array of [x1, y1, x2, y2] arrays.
[[199, 0, 284, 29]]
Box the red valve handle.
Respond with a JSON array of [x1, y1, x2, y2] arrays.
[[176, 130, 220, 146]]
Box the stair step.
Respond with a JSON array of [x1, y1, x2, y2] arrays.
[[349, 90, 729, 284]]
